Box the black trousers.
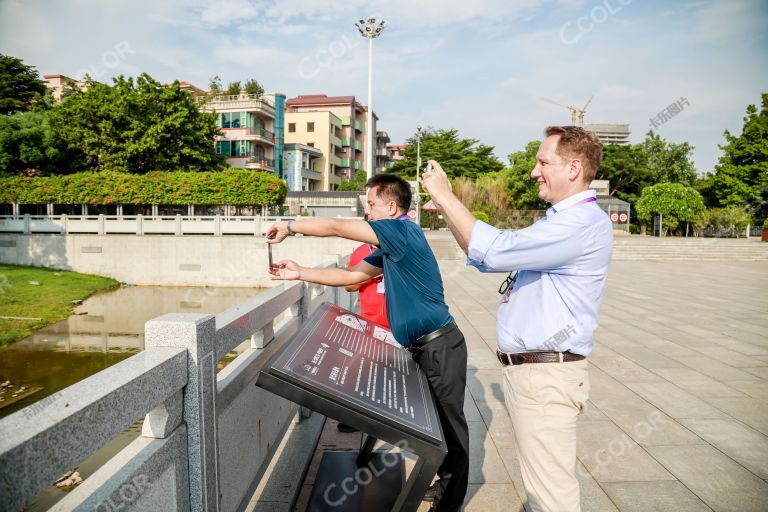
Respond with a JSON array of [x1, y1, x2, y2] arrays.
[[409, 327, 470, 512]]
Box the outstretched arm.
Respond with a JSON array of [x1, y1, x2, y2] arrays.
[[270, 259, 382, 286], [421, 159, 477, 254], [266, 218, 379, 246]]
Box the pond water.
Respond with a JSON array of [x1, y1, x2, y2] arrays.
[[0, 284, 266, 511]]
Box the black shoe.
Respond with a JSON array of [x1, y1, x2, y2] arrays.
[[336, 423, 358, 433], [422, 482, 437, 502]]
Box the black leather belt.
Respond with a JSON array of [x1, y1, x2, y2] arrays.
[[413, 322, 458, 347], [497, 350, 585, 366]]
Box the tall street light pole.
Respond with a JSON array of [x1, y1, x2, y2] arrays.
[[356, 18, 385, 182], [415, 125, 423, 228]]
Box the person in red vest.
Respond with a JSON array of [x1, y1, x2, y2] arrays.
[[336, 235, 390, 434]]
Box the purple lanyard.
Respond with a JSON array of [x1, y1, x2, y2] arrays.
[[397, 214, 410, 220], [572, 196, 597, 207]]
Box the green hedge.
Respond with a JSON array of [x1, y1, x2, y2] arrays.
[[0, 170, 287, 205]]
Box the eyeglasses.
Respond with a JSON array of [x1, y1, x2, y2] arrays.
[[498, 271, 519, 295]]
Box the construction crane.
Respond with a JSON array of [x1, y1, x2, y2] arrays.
[[540, 96, 593, 127]]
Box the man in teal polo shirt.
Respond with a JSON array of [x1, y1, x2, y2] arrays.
[[266, 174, 469, 512]]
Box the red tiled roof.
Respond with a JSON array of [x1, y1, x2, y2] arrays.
[[286, 94, 356, 106]]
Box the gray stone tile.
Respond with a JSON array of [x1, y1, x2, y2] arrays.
[[652, 367, 747, 398], [703, 397, 768, 436], [680, 418, 768, 479], [601, 481, 710, 512], [647, 445, 768, 512], [743, 366, 768, 380], [468, 421, 511, 484], [576, 420, 676, 482], [576, 462, 620, 512], [589, 354, 667, 383], [671, 356, 758, 381], [695, 347, 768, 368], [723, 379, 768, 400], [624, 381, 728, 420], [611, 345, 685, 369], [463, 484, 524, 512]]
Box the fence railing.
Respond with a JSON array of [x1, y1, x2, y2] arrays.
[[0, 258, 355, 511], [0, 214, 302, 236]]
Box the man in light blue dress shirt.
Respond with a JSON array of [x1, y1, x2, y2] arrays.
[[422, 126, 613, 512]]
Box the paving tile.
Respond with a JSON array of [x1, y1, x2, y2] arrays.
[[468, 421, 511, 484], [680, 418, 768, 479], [703, 397, 768, 436], [723, 379, 768, 400], [652, 367, 747, 398], [576, 420, 676, 482], [589, 354, 667, 383], [671, 355, 759, 381], [576, 462, 620, 512], [624, 381, 728, 420], [695, 347, 768, 368], [601, 481, 710, 512], [742, 366, 768, 380], [463, 484, 524, 512], [647, 444, 768, 512]]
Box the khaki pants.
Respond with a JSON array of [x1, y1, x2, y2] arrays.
[[502, 359, 589, 512]]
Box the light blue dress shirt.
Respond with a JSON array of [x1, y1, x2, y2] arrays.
[[467, 190, 613, 356]]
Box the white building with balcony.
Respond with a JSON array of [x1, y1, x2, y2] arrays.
[[199, 91, 286, 173], [283, 143, 323, 191]]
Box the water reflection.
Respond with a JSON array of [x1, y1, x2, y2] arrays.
[[0, 285, 264, 419]]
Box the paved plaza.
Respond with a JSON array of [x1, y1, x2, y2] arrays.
[[254, 243, 768, 512]]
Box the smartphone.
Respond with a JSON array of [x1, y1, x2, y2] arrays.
[[268, 243, 274, 271]]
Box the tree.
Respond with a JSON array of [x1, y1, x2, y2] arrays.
[[697, 93, 768, 213], [243, 79, 264, 97], [337, 169, 367, 191], [0, 54, 48, 115], [227, 81, 241, 96], [208, 75, 222, 92], [635, 183, 706, 235], [596, 144, 652, 205], [49, 73, 225, 173], [643, 131, 698, 185], [506, 141, 547, 210], [387, 128, 504, 180], [0, 111, 75, 174]]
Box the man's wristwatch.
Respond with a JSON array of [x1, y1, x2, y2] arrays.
[[286, 220, 295, 236]]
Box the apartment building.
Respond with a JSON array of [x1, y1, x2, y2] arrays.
[[283, 143, 324, 191], [199, 91, 286, 175], [43, 74, 90, 101], [283, 110, 345, 191], [586, 123, 631, 145], [285, 94, 378, 184], [375, 131, 390, 174]]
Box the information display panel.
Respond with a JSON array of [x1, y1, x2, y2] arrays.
[[266, 302, 442, 445]]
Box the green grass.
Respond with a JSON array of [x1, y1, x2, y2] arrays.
[[0, 264, 119, 346]]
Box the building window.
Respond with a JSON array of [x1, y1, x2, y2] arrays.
[[288, 123, 296, 132], [216, 140, 231, 155], [219, 113, 231, 129], [232, 140, 249, 157], [307, 122, 315, 132]]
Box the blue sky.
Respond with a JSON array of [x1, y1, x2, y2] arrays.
[[1, 0, 766, 174]]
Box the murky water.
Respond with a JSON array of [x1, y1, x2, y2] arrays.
[[0, 284, 265, 511]]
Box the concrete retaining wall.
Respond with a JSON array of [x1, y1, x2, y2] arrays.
[[0, 234, 360, 286]]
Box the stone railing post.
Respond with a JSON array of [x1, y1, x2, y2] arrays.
[[145, 314, 220, 512], [23, 214, 30, 234]]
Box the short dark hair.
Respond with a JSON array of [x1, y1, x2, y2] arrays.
[[366, 174, 412, 212], [544, 126, 603, 182]]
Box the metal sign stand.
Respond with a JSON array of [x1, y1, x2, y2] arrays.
[[255, 303, 447, 512]]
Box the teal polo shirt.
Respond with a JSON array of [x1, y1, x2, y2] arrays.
[[364, 219, 454, 346]]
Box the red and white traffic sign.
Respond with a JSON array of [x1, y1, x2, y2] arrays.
[[619, 213, 628, 222], [610, 213, 619, 222]]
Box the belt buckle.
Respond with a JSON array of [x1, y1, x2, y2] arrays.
[[498, 352, 526, 366]]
